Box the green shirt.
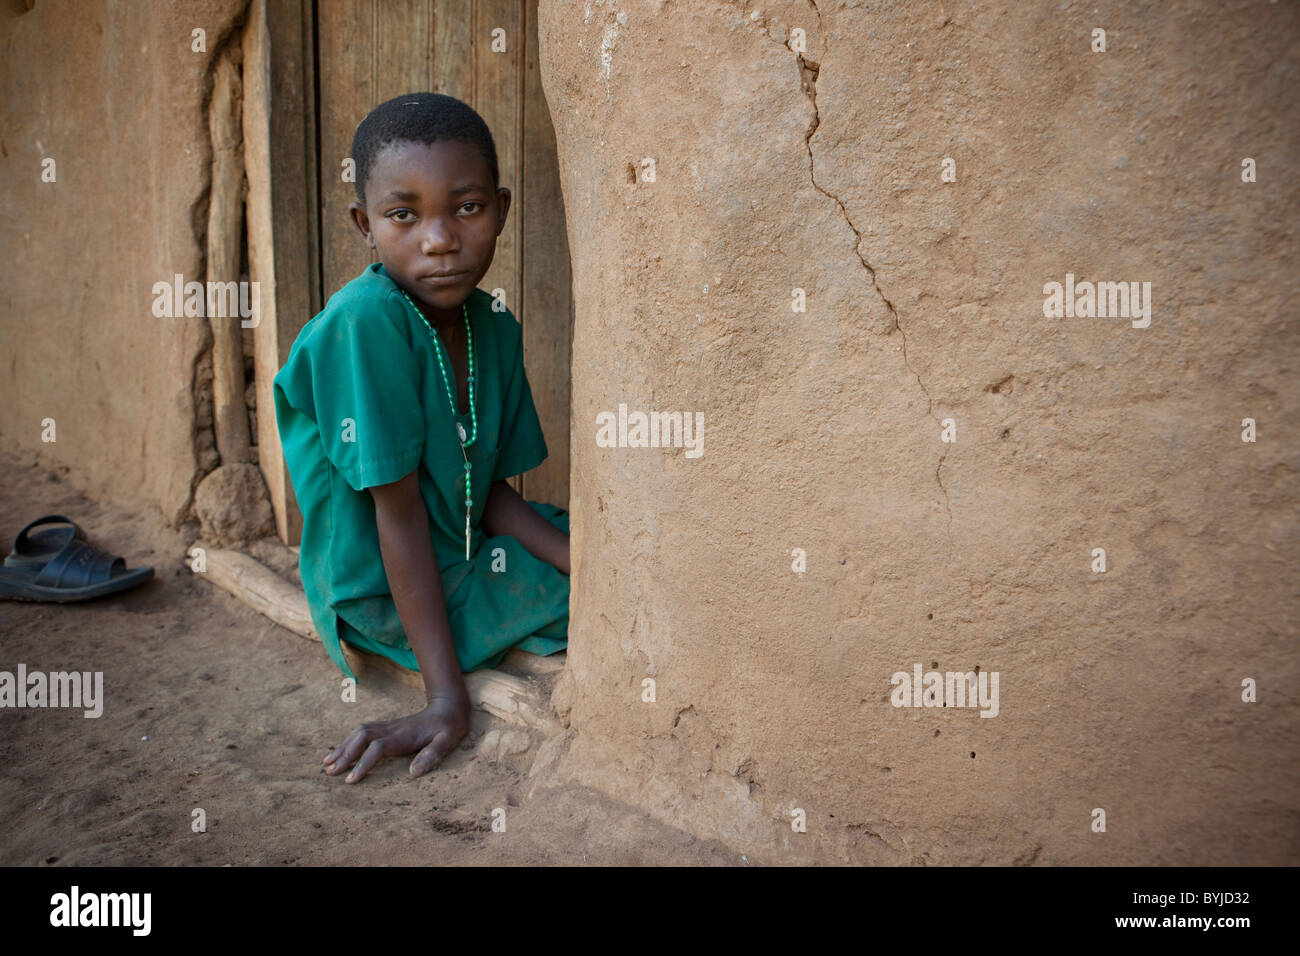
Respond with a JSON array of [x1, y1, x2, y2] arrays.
[[272, 262, 568, 681]]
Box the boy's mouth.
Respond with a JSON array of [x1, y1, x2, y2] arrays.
[[421, 271, 468, 286]]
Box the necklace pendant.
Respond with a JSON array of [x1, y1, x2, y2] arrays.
[[456, 422, 467, 443], [465, 509, 471, 561]]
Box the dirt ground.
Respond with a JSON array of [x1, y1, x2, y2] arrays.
[[0, 449, 736, 866]]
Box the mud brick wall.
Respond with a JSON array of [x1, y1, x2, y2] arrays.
[[539, 0, 1300, 863], [1, 0, 247, 526]]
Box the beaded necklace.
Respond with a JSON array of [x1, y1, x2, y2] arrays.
[[398, 288, 478, 560]]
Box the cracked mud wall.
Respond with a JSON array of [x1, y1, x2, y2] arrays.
[[1, 0, 248, 527], [539, 0, 1300, 862]]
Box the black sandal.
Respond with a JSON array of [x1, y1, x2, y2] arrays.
[[0, 524, 153, 603]]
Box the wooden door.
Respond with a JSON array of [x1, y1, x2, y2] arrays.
[[252, 0, 573, 545], [315, 0, 572, 513]]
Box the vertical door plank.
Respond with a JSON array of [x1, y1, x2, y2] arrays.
[[520, 0, 571, 508], [472, 0, 522, 493], [245, 0, 318, 544], [318, 0, 375, 299], [375, 0, 432, 104], [432, 0, 475, 100]]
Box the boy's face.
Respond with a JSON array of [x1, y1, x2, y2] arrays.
[[349, 139, 510, 327]]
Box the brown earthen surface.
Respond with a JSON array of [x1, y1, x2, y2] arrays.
[[0, 448, 737, 866]]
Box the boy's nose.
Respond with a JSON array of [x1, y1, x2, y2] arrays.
[[419, 217, 459, 253]]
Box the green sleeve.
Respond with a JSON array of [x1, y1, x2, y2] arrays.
[[493, 317, 548, 481], [299, 295, 425, 491]]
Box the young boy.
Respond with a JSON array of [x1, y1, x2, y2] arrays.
[[272, 93, 570, 784]]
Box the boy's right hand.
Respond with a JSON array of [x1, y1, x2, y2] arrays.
[[323, 693, 471, 783]]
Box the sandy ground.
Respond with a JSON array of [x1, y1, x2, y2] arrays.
[[0, 449, 736, 866]]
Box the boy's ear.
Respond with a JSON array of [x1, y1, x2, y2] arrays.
[[495, 186, 512, 235], [348, 201, 375, 248]]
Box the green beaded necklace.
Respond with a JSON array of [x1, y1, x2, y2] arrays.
[[398, 288, 478, 560]]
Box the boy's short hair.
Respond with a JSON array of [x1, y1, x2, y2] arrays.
[[350, 92, 500, 207]]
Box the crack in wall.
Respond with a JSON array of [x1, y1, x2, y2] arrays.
[[794, 0, 954, 542]]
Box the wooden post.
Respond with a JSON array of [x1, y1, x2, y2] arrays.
[[206, 48, 252, 464], [243, 0, 319, 544]]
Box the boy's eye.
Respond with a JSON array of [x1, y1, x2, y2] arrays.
[[388, 205, 480, 221]]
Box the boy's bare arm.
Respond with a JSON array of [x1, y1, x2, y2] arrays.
[[322, 468, 470, 783], [370, 469, 467, 701], [481, 478, 570, 575]]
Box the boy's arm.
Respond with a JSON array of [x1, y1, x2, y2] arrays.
[[322, 468, 470, 783], [482, 478, 570, 575], [370, 469, 468, 702]]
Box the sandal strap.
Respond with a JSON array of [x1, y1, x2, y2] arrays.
[[12, 514, 85, 551], [34, 539, 124, 589]]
